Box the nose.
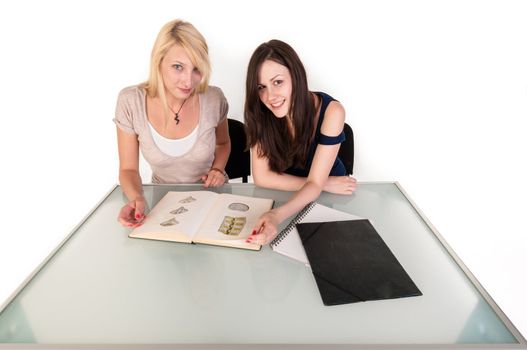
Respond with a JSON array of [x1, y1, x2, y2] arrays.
[[267, 86, 279, 101], [182, 70, 193, 88]]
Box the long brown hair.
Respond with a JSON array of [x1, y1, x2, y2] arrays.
[[244, 40, 316, 173]]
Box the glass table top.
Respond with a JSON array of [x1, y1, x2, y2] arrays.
[[0, 183, 525, 348]]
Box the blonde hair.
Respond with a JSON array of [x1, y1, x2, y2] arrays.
[[143, 19, 211, 113]]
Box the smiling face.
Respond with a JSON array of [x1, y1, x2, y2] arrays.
[[160, 44, 202, 101], [257, 59, 293, 118]]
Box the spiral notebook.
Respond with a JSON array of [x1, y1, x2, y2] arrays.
[[270, 202, 362, 265]]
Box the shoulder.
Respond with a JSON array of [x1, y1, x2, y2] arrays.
[[200, 86, 229, 123], [202, 85, 227, 103], [320, 98, 345, 136], [117, 85, 145, 103], [326, 100, 345, 118], [114, 85, 145, 134]]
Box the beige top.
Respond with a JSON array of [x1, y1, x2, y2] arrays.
[[113, 85, 228, 184]]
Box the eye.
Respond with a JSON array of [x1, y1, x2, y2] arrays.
[[172, 64, 183, 71], [193, 67, 200, 74], [273, 80, 283, 86], [257, 84, 265, 91]]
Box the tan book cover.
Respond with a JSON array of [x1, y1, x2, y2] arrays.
[[129, 191, 274, 251]]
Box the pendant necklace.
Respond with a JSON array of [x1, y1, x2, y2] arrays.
[[169, 98, 188, 125]]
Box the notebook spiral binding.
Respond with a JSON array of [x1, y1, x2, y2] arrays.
[[270, 202, 316, 247]]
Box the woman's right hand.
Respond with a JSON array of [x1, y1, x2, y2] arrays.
[[246, 210, 281, 246], [323, 176, 357, 194], [118, 196, 146, 228]]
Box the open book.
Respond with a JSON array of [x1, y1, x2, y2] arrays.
[[129, 191, 274, 251], [270, 202, 363, 264]]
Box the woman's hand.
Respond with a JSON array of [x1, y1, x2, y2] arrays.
[[246, 210, 281, 245], [201, 168, 228, 188], [323, 176, 357, 194], [118, 196, 146, 228]]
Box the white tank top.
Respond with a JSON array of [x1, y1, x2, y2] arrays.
[[148, 122, 199, 157]]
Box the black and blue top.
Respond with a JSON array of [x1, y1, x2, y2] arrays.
[[284, 91, 346, 177]]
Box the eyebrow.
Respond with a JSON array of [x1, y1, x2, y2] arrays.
[[259, 74, 283, 85], [171, 59, 196, 68]]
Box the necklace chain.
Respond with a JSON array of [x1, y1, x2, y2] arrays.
[[168, 98, 188, 125]]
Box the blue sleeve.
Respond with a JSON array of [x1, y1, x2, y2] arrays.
[[318, 131, 345, 145]]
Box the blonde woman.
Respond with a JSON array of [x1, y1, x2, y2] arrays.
[[114, 20, 230, 227]]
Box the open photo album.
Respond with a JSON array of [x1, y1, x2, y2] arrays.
[[129, 191, 274, 251]]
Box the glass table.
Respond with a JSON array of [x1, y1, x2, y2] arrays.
[[0, 182, 525, 349]]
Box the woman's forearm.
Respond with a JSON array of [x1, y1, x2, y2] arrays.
[[272, 180, 323, 223], [211, 141, 230, 171], [119, 169, 144, 202], [253, 170, 310, 191]]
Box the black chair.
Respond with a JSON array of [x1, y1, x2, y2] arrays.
[[338, 123, 354, 175], [225, 118, 251, 183]]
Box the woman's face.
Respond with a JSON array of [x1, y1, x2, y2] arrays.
[[160, 44, 202, 100], [257, 59, 292, 118]]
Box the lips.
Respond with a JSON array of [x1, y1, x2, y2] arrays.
[[269, 99, 285, 109], [179, 87, 193, 95]]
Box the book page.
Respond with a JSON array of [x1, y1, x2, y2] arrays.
[[129, 191, 217, 242], [194, 193, 273, 243]]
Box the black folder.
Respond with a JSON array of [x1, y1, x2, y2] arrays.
[[296, 219, 422, 306]]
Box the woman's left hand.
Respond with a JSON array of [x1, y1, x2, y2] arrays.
[[246, 210, 280, 245], [201, 168, 227, 188]]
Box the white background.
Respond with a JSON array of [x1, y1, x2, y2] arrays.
[[0, 0, 526, 341]]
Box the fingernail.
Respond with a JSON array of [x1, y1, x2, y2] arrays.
[[251, 230, 256, 236], [135, 214, 141, 219]]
